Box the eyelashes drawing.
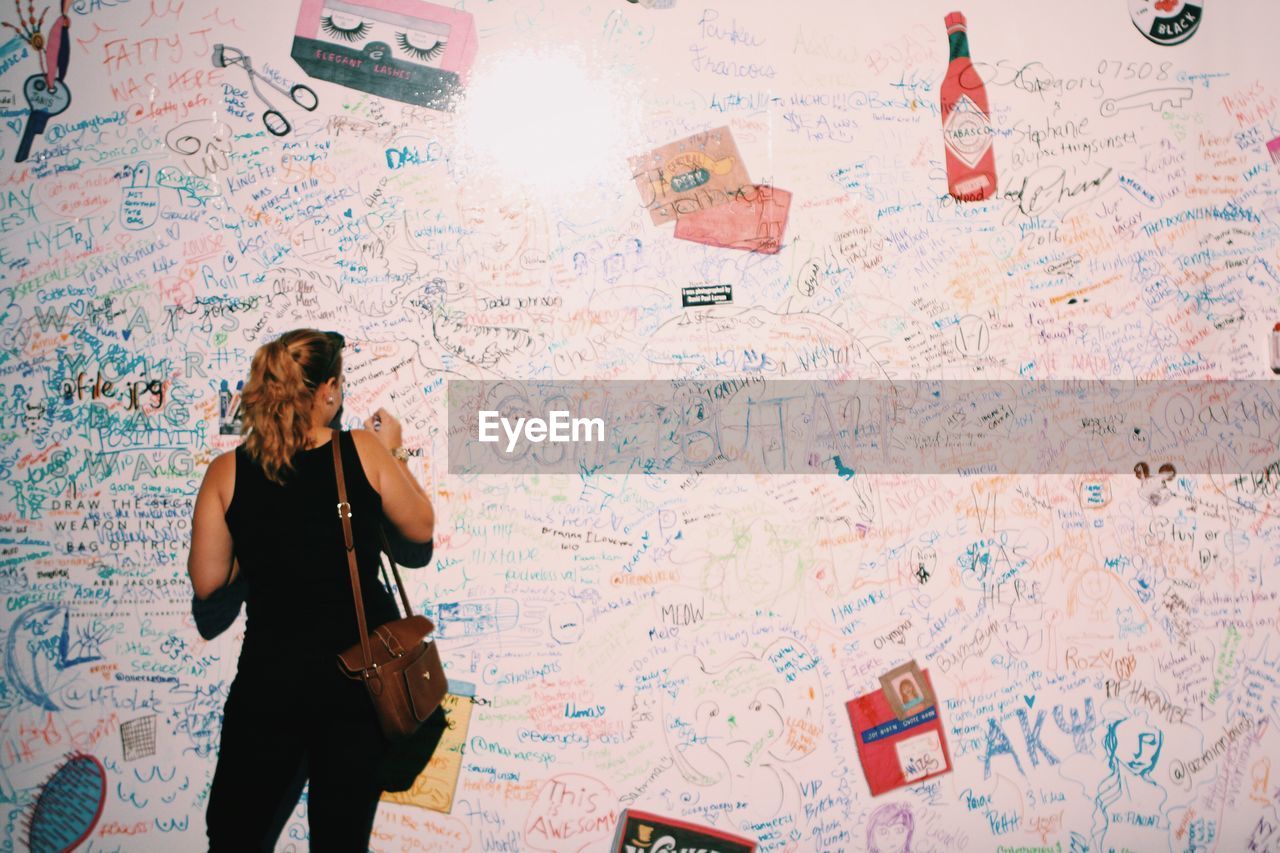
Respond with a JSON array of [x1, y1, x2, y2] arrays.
[[396, 31, 446, 60], [318, 15, 447, 62], [320, 14, 370, 41]]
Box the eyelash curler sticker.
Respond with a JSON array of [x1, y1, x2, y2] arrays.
[[292, 0, 477, 111]]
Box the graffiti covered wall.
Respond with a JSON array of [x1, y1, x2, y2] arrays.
[[2, 0, 1280, 849]]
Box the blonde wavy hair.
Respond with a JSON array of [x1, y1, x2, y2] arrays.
[[239, 329, 343, 485]]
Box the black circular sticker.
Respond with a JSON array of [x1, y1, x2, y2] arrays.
[[1129, 0, 1203, 45]]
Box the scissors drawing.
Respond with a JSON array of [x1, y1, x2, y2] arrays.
[[213, 43, 318, 136]]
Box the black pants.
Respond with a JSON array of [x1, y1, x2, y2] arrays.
[[206, 667, 389, 851]]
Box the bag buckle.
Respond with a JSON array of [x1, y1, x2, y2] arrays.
[[337, 501, 352, 519], [361, 662, 380, 677], [376, 627, 406, 658]]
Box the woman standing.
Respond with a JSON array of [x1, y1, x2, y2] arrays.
[[187, 329, 436, 850]]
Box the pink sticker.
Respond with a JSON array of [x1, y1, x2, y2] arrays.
[[673, 185, 791, 254]]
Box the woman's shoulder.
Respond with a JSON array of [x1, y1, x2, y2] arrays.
[[346, 429, 385, 490], [207, 447, 238, 474], [204, 448, 238, 510], [347, 428, 383, 454]]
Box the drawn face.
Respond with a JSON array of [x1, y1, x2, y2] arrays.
[[458, 193, 532, 261], [663, 651, 798, 798], [1126, 730, 1162, 773], [866, 805, 913, 853], [1112, 718, 1164, 776], [873, 821, 909, 853], [693, 686, 782, 764]]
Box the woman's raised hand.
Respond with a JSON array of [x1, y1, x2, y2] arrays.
[[364, 407, 403, 450]]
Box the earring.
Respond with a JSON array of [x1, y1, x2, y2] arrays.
[[327, 396, 334, 404]]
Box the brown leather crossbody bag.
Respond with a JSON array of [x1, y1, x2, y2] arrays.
[[330, 430, 448, 740]]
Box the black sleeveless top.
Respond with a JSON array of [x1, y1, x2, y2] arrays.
[[224, 430, 400, 681]]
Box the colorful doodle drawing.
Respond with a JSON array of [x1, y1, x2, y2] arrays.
[[4, 0, 72, 163], [24, 753, 106, 853], [661, 643, 820, 824]]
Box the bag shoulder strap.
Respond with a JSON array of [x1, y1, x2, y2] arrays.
[[333, 429, 375, 673], [377, 525, 414, 617]]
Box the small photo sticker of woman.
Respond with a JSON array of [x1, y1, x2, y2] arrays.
[[879, 660, 935, 721], [897, 676, 923, 711]]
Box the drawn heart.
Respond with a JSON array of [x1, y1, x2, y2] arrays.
[[344, 208, 353, 218], [1024, 695, 1035, 708], [122, 329, 131, 340]]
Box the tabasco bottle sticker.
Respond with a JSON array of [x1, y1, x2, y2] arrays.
[[942, 95, 992, 168], [1129, 0, 1203, 46]]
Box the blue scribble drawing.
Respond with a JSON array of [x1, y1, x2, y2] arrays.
[[1116, 606, 1147, 638], [59, 610, 110, 667], [426, 597, 520, 640], [1186, 817, 1215, 851], [169, 681, 230, 757], [1090, 716, 1170, 852], [1053, 697, 1098, 753], [115, 780, 149, 808], [4, 604, 104, 711], [132, 765, 175, 783], [154, 815, 190, 832]]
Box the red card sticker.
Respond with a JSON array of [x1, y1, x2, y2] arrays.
[[846, 668, 954, 796], [673, 185, 791, 254]]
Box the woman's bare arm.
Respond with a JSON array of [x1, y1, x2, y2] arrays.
[[351, 428, 435, 543], [188, 452, 238, 599]]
